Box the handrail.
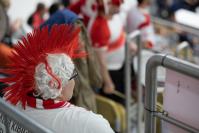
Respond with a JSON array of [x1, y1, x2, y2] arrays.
[[144, 54, 199, 133], [0, 98, 53, 133], [155, 112, 199, 133], [151, 16, 199, 36]]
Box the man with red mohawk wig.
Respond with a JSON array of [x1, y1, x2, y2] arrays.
[[0, 25, 114, 133]]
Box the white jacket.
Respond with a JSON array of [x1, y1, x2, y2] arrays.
[[20, 105, 114, 133]]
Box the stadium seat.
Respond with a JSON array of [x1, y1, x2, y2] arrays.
[[96, 95, 126, 133]]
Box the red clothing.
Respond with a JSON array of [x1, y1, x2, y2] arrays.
[[0, 43, 14, 67], [32, 12, 44, 28], [69, 0, 86, 14], [69, 0, 96, 26], [89, 15, 125, 52], [90, 16, 110, 48], [138, 14, 153, 48], [88, 14, 126, 70]]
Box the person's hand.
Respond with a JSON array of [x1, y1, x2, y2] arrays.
[[103, 81, 115, 94], [129, 42, 137, 55]]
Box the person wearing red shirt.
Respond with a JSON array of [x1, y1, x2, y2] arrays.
[[28, 3, 46, 28], [88, 0, 137, 105]]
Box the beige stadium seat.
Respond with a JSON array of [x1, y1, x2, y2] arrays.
[[96, 95, 126, 133]]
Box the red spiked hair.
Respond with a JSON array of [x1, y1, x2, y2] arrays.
[[0, 24, 86, 107]]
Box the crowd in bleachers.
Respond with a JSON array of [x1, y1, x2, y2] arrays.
[[0, 0, 199, 133], [154, 0, 199, 63]]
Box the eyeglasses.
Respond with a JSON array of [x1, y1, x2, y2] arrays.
[[69, 69, 78, 80]]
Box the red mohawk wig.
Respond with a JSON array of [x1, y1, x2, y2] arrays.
[[0, 24, 85, 107]]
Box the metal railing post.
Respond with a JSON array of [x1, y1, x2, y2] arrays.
[[136, 33, 142, 133], [144, 54, 199, 133], [125, 30, 140, 133], [145, 54, 164, 133], [125, 34, 132, 133]]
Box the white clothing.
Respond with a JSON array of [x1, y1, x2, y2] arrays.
[[120, 0, 137, 13], [19, 105, 114, 133], [88, 14, 126, 70], [106, 14, 125, 70], [81, 0, 96, 18], [124, 6, 156, 46]]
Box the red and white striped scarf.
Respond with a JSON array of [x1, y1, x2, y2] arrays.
[[27, 95, 70, 109]]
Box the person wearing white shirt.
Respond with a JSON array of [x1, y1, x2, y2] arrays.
[[0, 24, 114, 133]]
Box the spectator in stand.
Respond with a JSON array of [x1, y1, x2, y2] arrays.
[[167, 0, 199, 49], [169, 0, 199, 13], [123, 0, 156, 49], [27, 3, 46, 28], [68, 0, 97, 26], [0, 24, 114, 133], [88, 0, 137, 105], [60, 0, 70, 8]]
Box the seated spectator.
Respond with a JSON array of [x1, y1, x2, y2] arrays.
[[0, 24, 114, 133]]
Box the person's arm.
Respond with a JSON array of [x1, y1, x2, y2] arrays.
[[129, 41, 138, 55], [138, 13, 155, 49], [95, 47, 115, 94], [89, 17, 115, 94]]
